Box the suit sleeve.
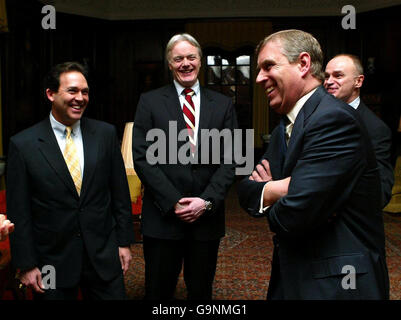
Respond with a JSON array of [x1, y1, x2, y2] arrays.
[[199, 98, 238, 214], [238, 127, 282, 217], [6, 139, 39, 270], [237, 147, 272, 217], [132, 94, 183, 216], [371, 123, 394, 208], [109, 126, 135, 246], [267, 110, 368, 238]]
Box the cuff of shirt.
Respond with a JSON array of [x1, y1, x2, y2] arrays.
[[259, 181, 272, 214]]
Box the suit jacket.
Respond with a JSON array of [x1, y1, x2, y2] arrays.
[[133, 84, 237, 241], [238, 86, 389, 299], [7, 117, 134, 287], [357, 100, 394, 207]]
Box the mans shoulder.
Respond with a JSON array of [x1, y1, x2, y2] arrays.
[[140, 84, 174, 98], [10, 118, 49, 144], [202, 86, 232, 102], [314, 91, 358, 122], [82, 117, 116, 133], [358, 100, 391, 134]]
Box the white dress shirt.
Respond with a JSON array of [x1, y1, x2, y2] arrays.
[[49, 112, 84, 175], [259, 87, 318, 213], [348, 96, 360, 109]]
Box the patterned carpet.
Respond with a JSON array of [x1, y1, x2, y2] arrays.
[[125, 183, 401, 300]]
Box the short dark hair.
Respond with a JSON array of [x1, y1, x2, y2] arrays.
[[44, 61, 88, 93]]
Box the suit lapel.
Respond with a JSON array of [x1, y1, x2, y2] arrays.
[[356, 100, 366, 116], [199, 88, 213, 130], [283, 109, 304, 176], [283, 86, 325, 176], [37, 118, 78, 197], [163, 84, 187, 133], [80, 118, 99, 201], [197, 88, 214, 149]]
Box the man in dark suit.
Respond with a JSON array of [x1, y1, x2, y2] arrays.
[[7, 62, 134, 300], [324, 54, 394, 207], [133, 33, 237, 300], [238, 30, 389, 299]]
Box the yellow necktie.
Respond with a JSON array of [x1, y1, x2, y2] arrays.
[[64, 126, 82, 195]]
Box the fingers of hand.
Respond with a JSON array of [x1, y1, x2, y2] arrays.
[[251, 170, 262, 182], [261, 160, 272, 177], [257, 164, 270, 181], [21, 270, 44, 293]]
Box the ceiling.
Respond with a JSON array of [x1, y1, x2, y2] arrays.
[[40, 0, 401, 20]]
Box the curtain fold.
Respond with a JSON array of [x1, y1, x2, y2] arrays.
[[0, 0, 8, 33]]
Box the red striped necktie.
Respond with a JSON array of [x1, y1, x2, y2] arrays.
[[182, 88, 196, 152]]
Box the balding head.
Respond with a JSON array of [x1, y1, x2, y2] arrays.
[[324, 54, 364, 104]]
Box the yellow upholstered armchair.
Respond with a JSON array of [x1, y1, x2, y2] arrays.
[[383, 156, 401, 213]]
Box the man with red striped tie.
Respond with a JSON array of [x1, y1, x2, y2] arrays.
[[133, 33, 238, 300]]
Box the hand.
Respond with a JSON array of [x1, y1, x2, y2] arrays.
[[263, 176, 291, 207], [18, 267, 45, 293], [175, 197, 206, 223], [0, 214, 14, 242], [249, 160, 272, 182], [119, 246, 132, 276]]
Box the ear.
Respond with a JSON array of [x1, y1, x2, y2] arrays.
[[354, 75, 364, 88], [298, 52, 311, 78], [46, 88, 55, 102]]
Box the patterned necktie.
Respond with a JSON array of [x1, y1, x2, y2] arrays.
[[284, 117, 293, 145], [182, 88, 196, 152], [63, 126, 82, 195]]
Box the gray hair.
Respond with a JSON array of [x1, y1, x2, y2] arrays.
[[256, 29, 324, 81], [165, 33, 202, 63]]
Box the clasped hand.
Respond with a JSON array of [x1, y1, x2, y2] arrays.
[[175, 197, 206, 223]]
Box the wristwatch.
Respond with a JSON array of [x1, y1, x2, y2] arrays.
[[204, 200, 213, 211]]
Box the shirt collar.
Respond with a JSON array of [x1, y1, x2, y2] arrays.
[[173, 80, 200, 96], [286, 87, 318, 124], [348, 96, 360, 109], [49, 112, 81, 137]]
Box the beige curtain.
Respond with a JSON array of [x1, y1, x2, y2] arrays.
[[185, 21, 272, 148]]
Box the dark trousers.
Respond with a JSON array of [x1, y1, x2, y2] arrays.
[[266, 248, 284, 300], [33, 250, 126, 300], [143, 236, 220, 300]]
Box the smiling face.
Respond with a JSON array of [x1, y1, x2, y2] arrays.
[[46, 71, 89, 126], [168, 40, 201, 88], [324, 55, 364, 104], [256, 40, 303, 115]]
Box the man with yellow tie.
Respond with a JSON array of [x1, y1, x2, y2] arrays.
[[6, 62, 134, 300]]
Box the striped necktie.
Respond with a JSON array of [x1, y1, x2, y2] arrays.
[[63, 126, 82, 195], [182, 88, 196, 152]]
